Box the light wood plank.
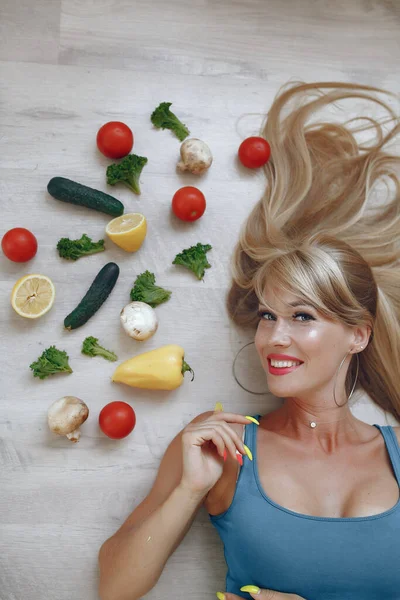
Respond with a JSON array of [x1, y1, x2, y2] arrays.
[[0, 0, 61, 64], [1, 1, 399, 599]]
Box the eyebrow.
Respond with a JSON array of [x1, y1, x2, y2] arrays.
[[259, 301, 316, 310], [289, 301, 316, 308]]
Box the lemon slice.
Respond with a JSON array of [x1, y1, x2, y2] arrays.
[[106, 213, 147, 252], [11, 274, 55, 318]]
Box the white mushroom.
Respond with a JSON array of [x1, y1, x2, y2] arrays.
[[177, 138, 213, 175], [120, 301, 158, 341], [48, 396, 89, 443]]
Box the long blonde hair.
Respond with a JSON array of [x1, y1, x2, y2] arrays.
[[227, 81, 400, 422]]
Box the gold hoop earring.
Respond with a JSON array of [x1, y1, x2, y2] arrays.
[[333, 350, 360, 407]]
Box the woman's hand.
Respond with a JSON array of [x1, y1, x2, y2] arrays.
[[217, 586, 307, 599], [179, 405, 254, 496]]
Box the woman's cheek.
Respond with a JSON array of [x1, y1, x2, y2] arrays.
[[302, 326, 321, 343]]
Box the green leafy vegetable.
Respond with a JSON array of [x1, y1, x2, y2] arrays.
[[130, 270, 172, 307], [172, 243, 212, 280], [57, 233, 105, 261], [81, 336, 118, 362], [106, 154, 148, 195], [150, 102, 190, 142], [30, 346, 73, 379]]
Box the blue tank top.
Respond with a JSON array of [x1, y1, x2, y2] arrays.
[[209, 417, 400, 600]]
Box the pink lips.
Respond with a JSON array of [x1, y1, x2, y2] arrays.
[[267, 355, 304, 376]]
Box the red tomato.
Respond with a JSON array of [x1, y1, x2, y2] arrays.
[[238, 136, 271, 169], [96, 122, 134, 159], [99, 401, 136, 439], [1, 228, 38, 262], [172, 187, 206, 222]]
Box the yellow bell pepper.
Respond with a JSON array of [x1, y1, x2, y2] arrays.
[[111, 344, 194, 390]]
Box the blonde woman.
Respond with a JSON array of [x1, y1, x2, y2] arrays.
[[98, 82, 400, 600]]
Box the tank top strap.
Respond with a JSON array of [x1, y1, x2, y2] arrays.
[[234, 415, 261, 486], [373, 424, 400, 486], [243, 414, 261, 455]]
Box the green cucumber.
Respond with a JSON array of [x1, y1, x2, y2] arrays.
[[48, 177, 124, 217], [64, 262, 120, 330]]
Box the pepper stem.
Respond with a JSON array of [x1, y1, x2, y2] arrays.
[[182, 359, 195, 382]]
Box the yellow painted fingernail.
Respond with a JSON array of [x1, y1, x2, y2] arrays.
[[214, 402, 224, 412], [245, 416, 260, 425], [243, 444, 253, 461], [216, 593, 225, 600], [240, 585, 260, 594]]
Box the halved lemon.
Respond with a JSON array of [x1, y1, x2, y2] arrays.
[[11, 274, 55, 319], [106, 213, 147, 252]]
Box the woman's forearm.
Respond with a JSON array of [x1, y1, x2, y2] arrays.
[[98, 483, 205, 600]]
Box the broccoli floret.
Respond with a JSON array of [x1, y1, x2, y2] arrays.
[[81, 336, 118, 362], [106, 154, 148, 195], [150, 102, 190, 142], [57, 234, 105, 261], [172, 243, 212, 280], [30, 346, 73, 379], [130, 270, 172, 307]]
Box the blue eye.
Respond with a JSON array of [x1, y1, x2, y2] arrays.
[[257, 311, 273, 321], [257, 310, 315, 322], [295, 312, 315, 322]]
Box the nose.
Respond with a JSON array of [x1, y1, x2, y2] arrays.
[[268, 319, 292, 347]]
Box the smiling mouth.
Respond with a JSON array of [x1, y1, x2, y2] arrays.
[[267, 358, 304, 367], [267, 358, 304, 374]]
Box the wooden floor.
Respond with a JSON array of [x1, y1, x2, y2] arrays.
[[1, 1, 399, 599]]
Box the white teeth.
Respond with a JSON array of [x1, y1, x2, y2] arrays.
[[270, 360, 301, 368]]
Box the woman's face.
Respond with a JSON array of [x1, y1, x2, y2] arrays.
[[254, 282, 357, 402]]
